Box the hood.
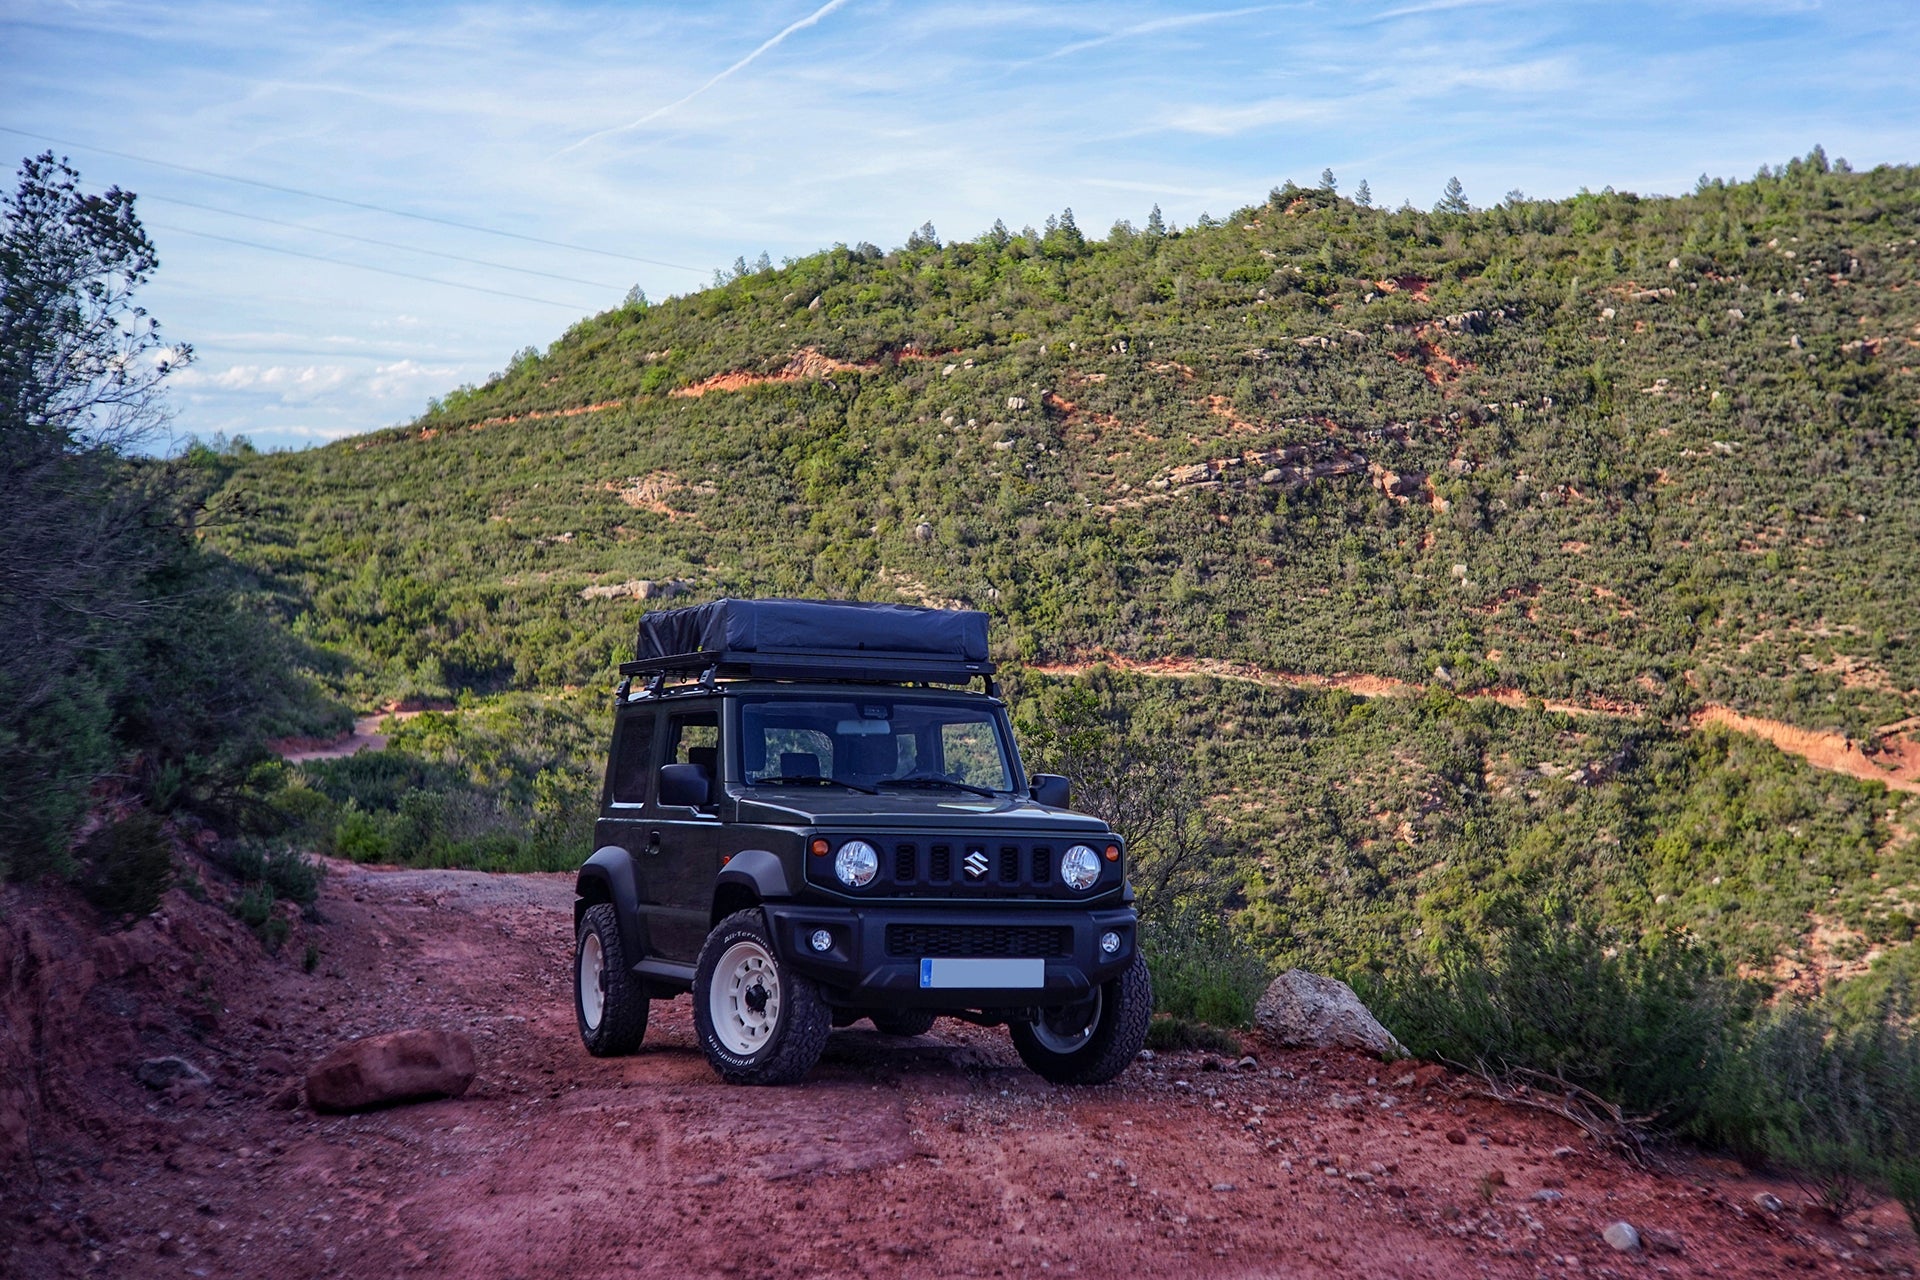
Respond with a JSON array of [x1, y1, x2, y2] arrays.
[[728, 787, 1112, 835]]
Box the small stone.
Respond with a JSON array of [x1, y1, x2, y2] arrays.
[[1234, 1056, 1258, 1070], [1551, 1146, 1577, 1158], [1644, 1228, 1686, 1255], [1346, 1171, 1373, 1184], [1446, 1129, 1468, 1145], [1137, 1049, 1155, 1062], [1602, 1221, 1640, 1253], [1751, 1192, 1784, 1213], [1532, 1189, 1564, 1204], [690, 1172, 726, 1187], [1850, 1232, 1871, 1249], [1211, 1183, 1236, 1193]]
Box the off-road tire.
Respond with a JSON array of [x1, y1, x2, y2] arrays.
[[1009, 952, 1152, 1086], [575, 903, 648, 1056], [693, 909, 831, 1085], [870, 1009, 938, 1037]]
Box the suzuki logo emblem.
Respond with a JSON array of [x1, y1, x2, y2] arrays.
[[962, 850, 990, 880]]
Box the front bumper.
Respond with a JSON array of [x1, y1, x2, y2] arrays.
[[763, 902, 1137, 1011]]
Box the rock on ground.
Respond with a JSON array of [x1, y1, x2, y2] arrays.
[[305, 1029, 476, 1113], [1252, 970, 1406, 1058]]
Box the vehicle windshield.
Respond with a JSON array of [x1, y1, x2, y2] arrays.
[[736, 695, 1016, 793]]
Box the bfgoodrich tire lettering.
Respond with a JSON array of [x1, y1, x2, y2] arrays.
[[575, 902, 648, 1056], [694, 909, 831, 1085], [1009, 952, 1152, 1085]]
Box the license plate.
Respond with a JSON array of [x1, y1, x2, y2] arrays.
[[919, 958, 1044, 989]]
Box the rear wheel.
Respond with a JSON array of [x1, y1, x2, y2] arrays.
[[870, 1009, 937, 1037], [575, 903, 648, 1056], [694, 909, 831, 1085], [1009, 953, 1152, 1085]]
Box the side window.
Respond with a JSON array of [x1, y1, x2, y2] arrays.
[[664, 710, 720, 776], [608, 713, 656, 805]]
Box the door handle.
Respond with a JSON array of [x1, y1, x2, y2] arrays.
[[646, 829, 662, 854]]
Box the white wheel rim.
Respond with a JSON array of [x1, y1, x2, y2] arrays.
[[1031, 988, 1101, 1054], [579, 932, 606, 1031], [710, 939, 781, 1057]]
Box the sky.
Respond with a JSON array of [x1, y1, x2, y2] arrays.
[[3, 0, 1917, 453]]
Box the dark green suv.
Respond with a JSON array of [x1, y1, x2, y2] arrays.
[[571, 598, 1150, 1086]]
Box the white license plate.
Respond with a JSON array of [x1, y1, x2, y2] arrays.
[[919, 958, 1044, 989]]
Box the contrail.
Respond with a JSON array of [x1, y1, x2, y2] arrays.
[[562, 0, 853, 154]]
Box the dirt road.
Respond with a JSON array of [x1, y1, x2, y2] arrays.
[[5, 861, 1915, 1279]]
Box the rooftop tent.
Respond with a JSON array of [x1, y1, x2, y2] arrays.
[[626, 598, 994, 684]]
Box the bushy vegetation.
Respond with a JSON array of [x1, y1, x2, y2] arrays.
[[0, 153, 340, 904], [277, 693, 602, 872]]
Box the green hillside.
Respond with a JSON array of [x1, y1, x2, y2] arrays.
[[209, 152, 1920, 986]]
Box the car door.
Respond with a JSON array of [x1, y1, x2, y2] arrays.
[[645, 702, 728, 961], [598, 706, 659, 955]]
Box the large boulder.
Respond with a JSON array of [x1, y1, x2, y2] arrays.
[[306, 1029, 476, 1113], [1252, 970, 1405, 1059]]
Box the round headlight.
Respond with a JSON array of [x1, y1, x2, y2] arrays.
[[834, 839, 880, 888], [1061, 844, 1101, 891]]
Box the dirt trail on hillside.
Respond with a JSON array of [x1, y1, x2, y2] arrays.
[[6, 862, 1915, 1280], [1029, 656, 1920, 795]]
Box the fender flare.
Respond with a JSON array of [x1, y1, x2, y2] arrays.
[[714, 848, 791, 907], [575, 846, 647, 962]]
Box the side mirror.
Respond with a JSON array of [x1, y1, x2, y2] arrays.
[[659, 762, 713, 809], [1029, 773, 1071, 809]]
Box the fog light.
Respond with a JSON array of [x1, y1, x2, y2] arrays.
[[810, 929, 834, 953], [1099, 930, 1122, 955]]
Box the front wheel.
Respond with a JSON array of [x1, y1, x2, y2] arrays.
[[1009, 953, 1152, 1085], [575, 903, 648, 1056], [693, 909, 831, 1085]]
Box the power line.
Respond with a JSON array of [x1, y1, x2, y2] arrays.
[[148, 224, 593, 310], [0, 124, 706, 273], [144, 194, 614, 290]]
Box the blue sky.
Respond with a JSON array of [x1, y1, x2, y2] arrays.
[[4, 0, 1916, 452]]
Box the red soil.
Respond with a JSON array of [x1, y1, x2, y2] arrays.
[[6, 861, 1912, 1279]]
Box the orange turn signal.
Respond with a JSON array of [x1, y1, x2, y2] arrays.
[[1105, 845, 1120, 862], [810, 838, 830, 857]]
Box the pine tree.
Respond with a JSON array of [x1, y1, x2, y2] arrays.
[[987, 218, 1010, 248], [1319, 167, 1337, 192], [1145, 204, 1166, 237], [1354, 180, 1372, 208], [1435, 176, 1470, 215]]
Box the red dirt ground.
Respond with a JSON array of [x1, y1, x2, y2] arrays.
[[4, 860, 1915, 1280]]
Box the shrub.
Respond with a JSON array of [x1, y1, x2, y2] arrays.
[[76, 812, 174, 920], [1143, 906, 1272, 1028], [1358, 917, 1747, 1129], [1704, 989, 1920, 1227]]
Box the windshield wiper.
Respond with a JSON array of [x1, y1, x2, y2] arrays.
[[756, 774, 880, 795], [876, 774, 998, 799]]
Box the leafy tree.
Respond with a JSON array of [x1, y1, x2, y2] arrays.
[[0, 153, 332, 882]]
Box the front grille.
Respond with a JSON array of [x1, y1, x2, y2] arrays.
[[1030, 845, 1052, 884], [895, 843, 917, 882], [886, 924, 1073, 958], [998, 846, 1019, 884], [929, 844, 952, 882]]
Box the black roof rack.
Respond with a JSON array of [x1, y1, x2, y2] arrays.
[[619, 598, 996, 687]]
